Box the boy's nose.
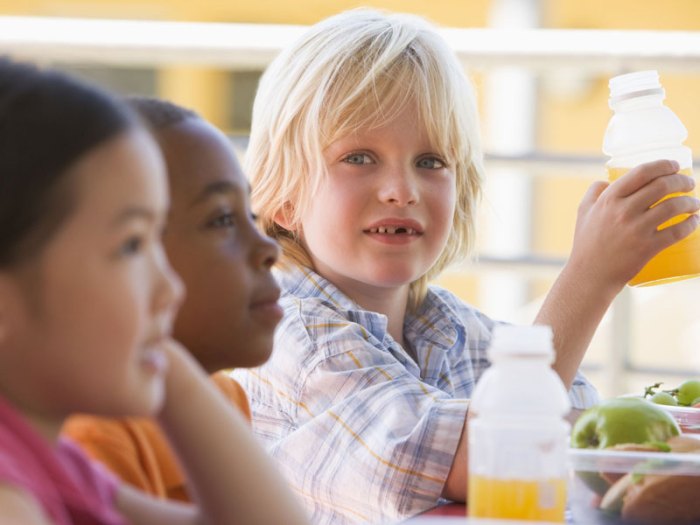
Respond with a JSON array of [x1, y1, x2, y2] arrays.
[[253, 230, 280, 270], [246, 217, 280, 269], [377, 166, 419, 206]]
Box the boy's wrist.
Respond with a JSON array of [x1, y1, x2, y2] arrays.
[[560, 256, 622, 305]]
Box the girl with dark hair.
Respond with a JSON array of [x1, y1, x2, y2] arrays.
[[0, 59, 308, 525]]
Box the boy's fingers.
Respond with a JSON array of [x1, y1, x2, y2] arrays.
[[644, 196, 700, 231], [627, 173, 697, 214], [579, 180, 609, 211], [655, 213, 700, 248], [610, 159, 681, 198]]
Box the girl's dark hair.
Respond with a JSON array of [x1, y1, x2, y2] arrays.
[[0, 58, 136, 267]]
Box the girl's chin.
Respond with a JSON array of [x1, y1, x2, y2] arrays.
[[125, 377, 167, 417]]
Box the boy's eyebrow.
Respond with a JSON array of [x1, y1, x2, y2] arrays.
[[189, 180, 243, 207]]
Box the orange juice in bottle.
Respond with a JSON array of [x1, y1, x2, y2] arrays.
[[468, 325, 570, 523], [468, 475, 567, 521], [604, 70, 700, 286]]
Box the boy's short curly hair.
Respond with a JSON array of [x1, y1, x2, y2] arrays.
[[126, 96, 199, 130], [247, 8, 485, 309]]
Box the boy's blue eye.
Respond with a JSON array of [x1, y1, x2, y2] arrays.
[[417, 156, 446, 169], [343, 153, 373, 165]]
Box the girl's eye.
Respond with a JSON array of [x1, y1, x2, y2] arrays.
[[417, 156, 446, 169], [118, 236, 144, 257], [342, 153, 373, 165], [207, 213, 235, 229]]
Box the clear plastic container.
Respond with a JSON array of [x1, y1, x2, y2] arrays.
[[656, 404, 700, 434], [568, 444, 700, 524], [603, 70, 700, 286], [468, 325, 571, 522]]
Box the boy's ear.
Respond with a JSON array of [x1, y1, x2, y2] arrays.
[[273, 203, 297, 232]]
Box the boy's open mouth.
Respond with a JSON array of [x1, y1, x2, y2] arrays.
[[366, 226, 419, 235], [364, 219, 424, 236]]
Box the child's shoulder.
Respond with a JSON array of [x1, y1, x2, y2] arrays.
[[276, 265, 355, 308], [422, 284, 501, 337], [275, 268, 392, 355], [276, 265, 373, 325], [278, 292, 383, 354], [424, 284, 481, 317]]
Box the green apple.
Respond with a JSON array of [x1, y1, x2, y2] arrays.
[[571, 397, 680, 496], [675, 380, 700, 406], [572, 397, 680, 449]]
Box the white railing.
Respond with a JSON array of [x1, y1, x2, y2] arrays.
[[1, 16, 700, 72]]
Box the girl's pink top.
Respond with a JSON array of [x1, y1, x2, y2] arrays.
[[0, 395, 127, 525]]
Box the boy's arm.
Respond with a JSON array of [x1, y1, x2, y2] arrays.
[[117, 341, 309, 525], [536, 160, 699, 388], [442, 418, 468, 502]]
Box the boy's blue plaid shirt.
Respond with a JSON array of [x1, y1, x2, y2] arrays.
[[232, 265, 598, 525]]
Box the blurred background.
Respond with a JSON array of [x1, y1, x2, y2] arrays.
[[2, 0, 700, 399]]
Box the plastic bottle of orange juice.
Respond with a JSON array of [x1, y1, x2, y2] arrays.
[[604, 70, 700, 286], [468, 325, 570, 522]]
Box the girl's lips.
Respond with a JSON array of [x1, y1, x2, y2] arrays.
[[140, 347, 169, 374]]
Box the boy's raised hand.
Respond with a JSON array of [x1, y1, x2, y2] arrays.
[[569, 159, 700, 291], [536, 160, 699, 387]]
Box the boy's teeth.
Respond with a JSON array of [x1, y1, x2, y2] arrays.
[[370, 227, 416, 234]]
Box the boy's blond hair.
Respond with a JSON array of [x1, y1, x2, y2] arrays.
[[247, 8, 485, 310]]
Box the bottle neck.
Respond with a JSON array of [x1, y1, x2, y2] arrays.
[[610, 93, 665, 113]]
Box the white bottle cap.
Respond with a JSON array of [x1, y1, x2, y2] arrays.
[[609, 70, 664, 106], [489, 324, 554, 360]]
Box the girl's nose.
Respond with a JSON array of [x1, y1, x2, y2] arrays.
[[153, 244, 185, 315]]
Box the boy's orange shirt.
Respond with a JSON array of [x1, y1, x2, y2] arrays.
[[62, 371, 251, 502]]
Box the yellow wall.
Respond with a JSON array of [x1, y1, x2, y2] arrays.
[[535, 0, 700, 264], [541, 0, 700, 156], [0, 0, 489, 25]]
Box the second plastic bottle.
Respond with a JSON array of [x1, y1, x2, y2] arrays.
[[604, 70, 700, 286], [468, 324, 571, 522]]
